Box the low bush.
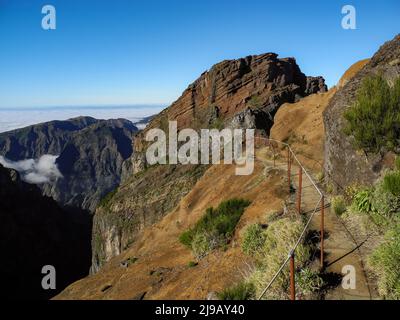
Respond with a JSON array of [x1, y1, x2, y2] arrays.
[[326, 182, 334, 194], [352, 189, 375, 213], [241, 224, 266, 257], [248, 216, 311, 299], [191, 231, 221, 259], [382, 171, 400, 196], [372, 182, 400, 219], [248, 95, 262, 109], [179, 198, 251, 258], [296, 267, 324, 299], [217, 282, 255, 300], [368, 225, 400, 299], [331, 195, 346, 216], [343, 75, 400, 154]]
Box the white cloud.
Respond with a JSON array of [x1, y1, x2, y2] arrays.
[[0, 154, 63, 184]]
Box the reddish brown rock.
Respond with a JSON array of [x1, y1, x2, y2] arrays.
[[133, 52, 326, 159]]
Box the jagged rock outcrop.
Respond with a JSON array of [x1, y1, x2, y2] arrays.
[[0, 117, 138, 211], [0, 164, 92, 299], [324, 34, 400, 190], [306, 76, 328, 95], [91, 52, 327, 272]]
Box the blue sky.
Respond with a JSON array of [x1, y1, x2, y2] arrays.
[[0, 0, 399, 108]]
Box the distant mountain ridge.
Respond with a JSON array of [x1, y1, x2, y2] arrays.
[[0, 116, 99, 160], [0, 116, 138, 211]]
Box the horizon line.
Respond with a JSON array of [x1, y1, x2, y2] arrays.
[[0, 103, 170, 111]]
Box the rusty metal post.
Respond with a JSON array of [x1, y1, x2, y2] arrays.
[[289, 251, 296, 300], [287, 147, 291, 192], [297, 166, 303, 214], [320, 195, 325, 269]]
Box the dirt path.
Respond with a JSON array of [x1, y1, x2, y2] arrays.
[[257, 147, 377, 300], [296, 172, 378, 299]]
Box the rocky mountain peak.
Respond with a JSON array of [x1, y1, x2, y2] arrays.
[[130, 52, 327, 171]]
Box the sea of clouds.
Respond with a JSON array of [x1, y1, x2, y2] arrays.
[[0, 154, 62, 184], [0, 105, 164, 133]]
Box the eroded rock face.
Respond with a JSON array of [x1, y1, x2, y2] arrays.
[[324, 34, 400, 191], [146, 53, 327, 131], [306, 76, 328, 95]]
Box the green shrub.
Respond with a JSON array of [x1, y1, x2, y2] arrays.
[[248, 95, 262, 109], [382, 171, 400, 196], [331, 195, 346, 216], [241, 224, 266, 257], [352, 189, 375, 213], [369, 225, 400, 299], [343, 75, 400, 154], [217, 282, 255, 300], [348, 178, 400, 231], [179, 198, 251, 257], [179, 230, 193, 248], [296, 267, 324, 298], [372, 181, 400, 219], [191, 231, 218, 259]]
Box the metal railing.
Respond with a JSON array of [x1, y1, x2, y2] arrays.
[[253, 135, 325, 300]]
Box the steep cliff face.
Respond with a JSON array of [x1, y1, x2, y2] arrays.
[[0, 164, 92, 299], [0, 117, 138, 211], [91, 53, 327, 272], [324, 34, 400, 190], [91, 164, 207, 273]]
